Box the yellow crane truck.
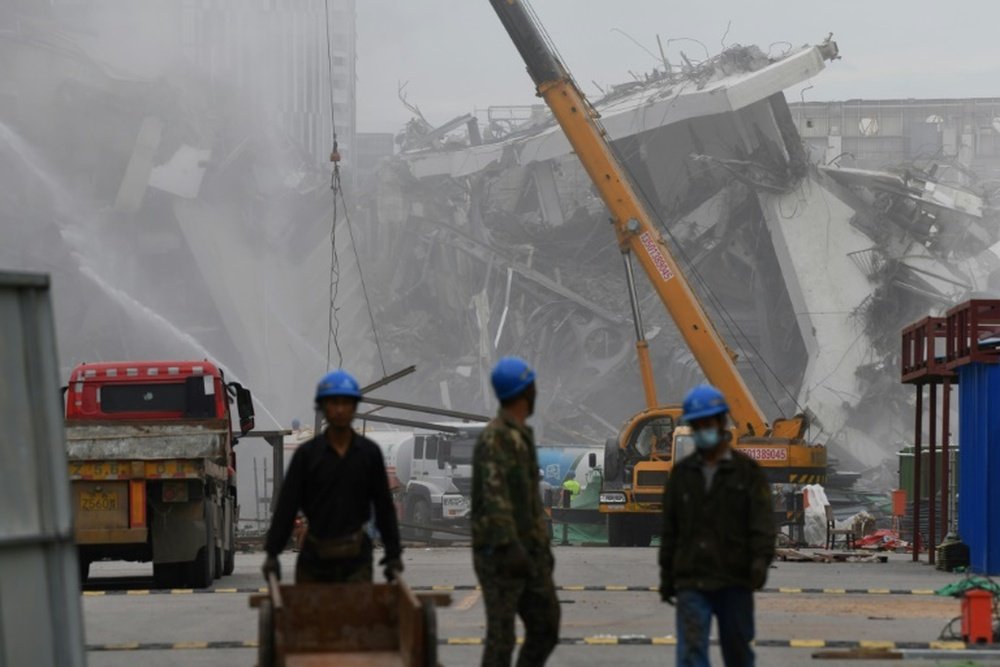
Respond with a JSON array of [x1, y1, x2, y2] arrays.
[[487, 0, 828, 547], [65, 360, 254, 587]]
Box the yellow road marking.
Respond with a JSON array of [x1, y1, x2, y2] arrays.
[[241, 640, 259, 648], [821, 588, 846, 594], [126, 590, 150, 596], [172, 641, 209, 650], [214, 588, 238, 593], [604, 585, 628, 591], [82, 591, 106, 597], [910, 589, 935, 595], [652, 636, 677, 645], [858, 640, 896, 650], [562, 585, 585, 591], [455, 592, 481, 611], [170, 589, 193, 595], [432, 585, 455, 591], [866, 588, 891, 594], [584, 636, 619, 645], [929, 640, 966, 650], [447, 637, 482, 645], [778, 587, 802, 594], [789, 639, 826, 648]]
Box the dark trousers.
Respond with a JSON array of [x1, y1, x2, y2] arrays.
[[676, 587, 754, 667], [294, 538, 373, 583], [473, 550, 560, 667]]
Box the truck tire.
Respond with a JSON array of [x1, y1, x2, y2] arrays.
[[186, 505, 215, 588], [603, 438, 621, 483], [420, 596, 438, 667], [608, 514, 626, 547], [223, 510, 236, 576], [408, 498, 432, 541], [257, 599, 275, 667], [153, 563, 182, 590]]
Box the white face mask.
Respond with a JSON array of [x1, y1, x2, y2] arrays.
[[693, 428, 722, 451]]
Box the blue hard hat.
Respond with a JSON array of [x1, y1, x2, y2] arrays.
[[491, 356, 536, 401], [682, 384, 729, 423], [315, 369, 362, 402]]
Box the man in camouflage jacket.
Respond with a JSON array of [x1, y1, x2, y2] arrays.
[[472, 357, 559, 667]]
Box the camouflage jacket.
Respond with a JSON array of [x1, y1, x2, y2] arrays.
[[472, 411, 550, 552]]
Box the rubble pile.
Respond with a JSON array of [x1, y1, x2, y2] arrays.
[[4, 15, 998, 487]]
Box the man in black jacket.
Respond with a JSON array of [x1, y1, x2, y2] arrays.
[[262, 370, 402, 583], [659, 385, 775, 667]]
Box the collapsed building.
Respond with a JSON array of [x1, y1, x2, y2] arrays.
[[4, 9, 999, 496], [357, 40, 1000, 486]]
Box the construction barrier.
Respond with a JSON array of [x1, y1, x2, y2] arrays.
[[81, 585, 943, 596], [84, 637, 992, 652]]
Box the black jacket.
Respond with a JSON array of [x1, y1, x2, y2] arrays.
[[659, 449, 775, 592], [265, 431, 401, 560]]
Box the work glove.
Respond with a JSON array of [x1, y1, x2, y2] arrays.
[[262, 554, 281, 582], [659, 582, 676, 606], [380, 555, 404, 582], [750, 558, 770, 591], [499, 541, 535, 578]]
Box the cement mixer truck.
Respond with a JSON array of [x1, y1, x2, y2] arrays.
[[381, 424, 483, 540]]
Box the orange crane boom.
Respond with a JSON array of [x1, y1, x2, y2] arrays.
[[489, 0, 768, 437]]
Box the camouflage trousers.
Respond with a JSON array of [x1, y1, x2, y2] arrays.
[[473, 548, 560, 667]]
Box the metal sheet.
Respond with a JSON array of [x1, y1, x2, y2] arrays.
[[957, 363, 1000, 574], [65, 422, 227, 461], [0, 271, 86, 666]]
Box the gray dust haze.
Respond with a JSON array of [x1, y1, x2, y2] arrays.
[[3, 1, 1000, 512]]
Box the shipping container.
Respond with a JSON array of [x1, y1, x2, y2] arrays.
[[0, 271, 86, 666], [957, 362, 1000, 574], [897, 447, 958, 499]]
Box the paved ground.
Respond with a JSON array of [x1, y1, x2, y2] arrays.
[[82, 547, 999, 666]]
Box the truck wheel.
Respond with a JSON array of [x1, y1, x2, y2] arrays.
[[257, 599, 275, 667], [420, 596, 438, 667], [214, 504, 223, 580], [408, 498, 432, 541], [186, 506, 215, 588], [223, 515, 236, 576], [153, 563, 182, 589], [608, 515, 625, 547], [603, 438, 621, 482]]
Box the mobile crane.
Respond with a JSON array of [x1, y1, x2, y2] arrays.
[[487, 0, 828, 546]]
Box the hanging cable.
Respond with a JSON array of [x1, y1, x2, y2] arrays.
[[336, 169, 388, 377], [322, 0, 386, 376], [323, 0, 342, 371]]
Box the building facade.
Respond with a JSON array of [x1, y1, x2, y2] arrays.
[[180, 0, 356, 169], [790, 98, 1000, 180]]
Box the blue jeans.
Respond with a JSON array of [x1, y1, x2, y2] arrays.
[[676, 588, 754, 667]]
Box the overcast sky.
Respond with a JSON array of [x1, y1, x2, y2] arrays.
[[355, 1, 1000, 133]]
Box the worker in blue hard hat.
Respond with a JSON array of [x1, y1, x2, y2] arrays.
[[659, 384, 775, 667], [262, 370, 402, 585], [472, 356, 559, 666]]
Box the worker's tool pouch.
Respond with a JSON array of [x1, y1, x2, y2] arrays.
[[305, 530, 365, 559]]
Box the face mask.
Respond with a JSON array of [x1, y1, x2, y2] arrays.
[[693, 428, 721, 451]]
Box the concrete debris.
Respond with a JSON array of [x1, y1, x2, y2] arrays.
[[3, 14, 994, 494]]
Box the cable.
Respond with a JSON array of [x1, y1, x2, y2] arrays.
[[336, 171, 388, 377], [613, 145, 802, 417], [323, 0, 338, 141], [326, 181, 343, 370]]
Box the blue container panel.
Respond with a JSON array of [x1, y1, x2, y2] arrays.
[[957, 363, 1000, 574]]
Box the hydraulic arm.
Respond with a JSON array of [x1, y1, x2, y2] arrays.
[[489, 0, 768, 436]]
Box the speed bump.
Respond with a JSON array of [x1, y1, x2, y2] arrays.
[[85, 638, 997, 652]]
